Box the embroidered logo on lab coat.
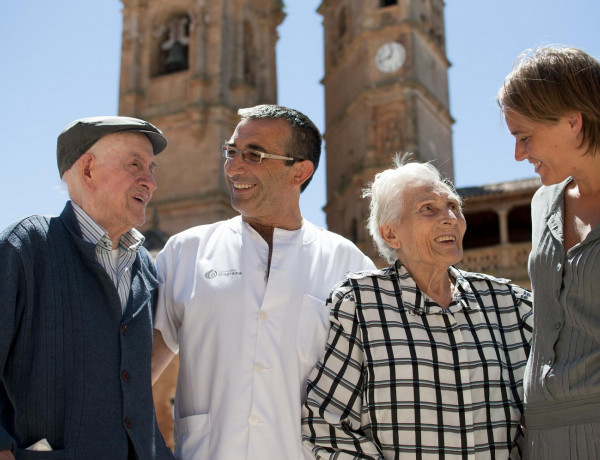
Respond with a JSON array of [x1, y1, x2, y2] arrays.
[[204, 269, 242, 279]]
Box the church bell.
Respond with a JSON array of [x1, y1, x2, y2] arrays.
[[164, 41, 188, 72]]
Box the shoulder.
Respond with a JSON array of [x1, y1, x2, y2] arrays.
[[347, 265, 391, 277], [163, 218, 237, 249], [452, 266, 531, 302], [454, 266, 511, 284], [305, 221, 347, 243], [303, 219, 371, 257], [328, 267, 395, 327], [331, 266, 395, 300], [0, 216, 59, 277], [1, 214, 53, 248]]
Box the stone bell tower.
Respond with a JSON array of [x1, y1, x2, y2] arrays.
[[117, 0, 284, 448], [319, 0, 453, 261], [118, 0, 284, 242]]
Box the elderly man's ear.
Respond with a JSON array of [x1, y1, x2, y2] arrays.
[[62, 153, 95, 204], [77, 153, 97, 190], [380, 224, 402, 249]]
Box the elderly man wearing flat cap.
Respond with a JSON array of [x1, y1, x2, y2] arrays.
[[0, 116, 174, 459]]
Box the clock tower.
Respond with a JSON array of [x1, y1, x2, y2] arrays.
[[119, 0, 284, 243], [318, 0, 453, 262]]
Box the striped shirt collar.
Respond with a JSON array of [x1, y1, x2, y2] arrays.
[[71, 201, 145, 251]]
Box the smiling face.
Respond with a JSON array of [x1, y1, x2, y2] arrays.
[[382, 179, 466, 276], [504, 110, 583, 186], [224, 118, 305, 229], [84, 132, 157, 244]]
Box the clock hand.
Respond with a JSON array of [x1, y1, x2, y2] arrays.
[[382, 45, 392, 60]]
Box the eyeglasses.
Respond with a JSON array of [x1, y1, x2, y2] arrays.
[[222, 144, 297, 164]]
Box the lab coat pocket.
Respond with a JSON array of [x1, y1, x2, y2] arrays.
[[296, 294, 331, 375], [173, 413, 210, 459]]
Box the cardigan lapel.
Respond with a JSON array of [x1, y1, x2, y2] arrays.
[[123, 254, 157, 322]]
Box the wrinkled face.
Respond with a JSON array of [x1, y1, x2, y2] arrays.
[[88, 132, 157, 240], [224, 118, 298, 226], [384, 179, 466, 273], [504, 110, 581, 186]]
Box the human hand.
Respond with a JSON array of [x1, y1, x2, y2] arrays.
[[0, 450, 15, 460]]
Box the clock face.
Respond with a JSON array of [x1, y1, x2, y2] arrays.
[[375, 41, 406, 73]]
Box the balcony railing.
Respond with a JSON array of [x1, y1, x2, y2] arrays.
[[458, 242, 531, 287]]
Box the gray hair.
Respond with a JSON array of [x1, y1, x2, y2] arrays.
[[363, 154, 461, 264]]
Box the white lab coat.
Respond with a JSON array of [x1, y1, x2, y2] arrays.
[[155, 216, 375, 459]]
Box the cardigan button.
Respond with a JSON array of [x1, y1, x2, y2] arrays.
[[122, 370, 130, 383], [125, 417, 132, 429], [121, 325, 127, 335]]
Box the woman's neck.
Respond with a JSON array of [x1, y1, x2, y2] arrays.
[[403, 261, 454, 309]]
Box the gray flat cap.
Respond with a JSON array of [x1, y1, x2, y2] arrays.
[[57, 115, 168, 177]]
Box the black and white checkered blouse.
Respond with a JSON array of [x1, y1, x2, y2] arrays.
[[302, 261, 533, 460]]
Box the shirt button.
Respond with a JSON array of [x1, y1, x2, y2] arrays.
[[258, 311, 268, 320], [254, 362, 265, 371], [555, 323, 562, 330], [122, 370, 130, 382], [121, 325, 127, 335], [249, 415, 260, 426], [125, 417, 132, 429]]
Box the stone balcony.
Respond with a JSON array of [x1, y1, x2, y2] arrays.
[[458, 241, 531, 289]]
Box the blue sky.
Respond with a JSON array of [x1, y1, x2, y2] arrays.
[[1, 1, 599, 230]]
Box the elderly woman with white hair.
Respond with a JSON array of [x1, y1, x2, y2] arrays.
[[301, 156, 533, 459]]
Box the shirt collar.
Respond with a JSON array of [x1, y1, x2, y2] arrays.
[[71, 201, 145, 251], [231, 215, 317, 245], [393, 260, 476, 315]]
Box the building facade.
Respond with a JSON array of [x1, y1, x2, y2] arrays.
[[117, 0, 536, 449]]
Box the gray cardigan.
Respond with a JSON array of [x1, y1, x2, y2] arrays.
[[0, 202, 173, 459]]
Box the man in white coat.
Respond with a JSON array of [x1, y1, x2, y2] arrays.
[[151, 104, 375, 459]]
